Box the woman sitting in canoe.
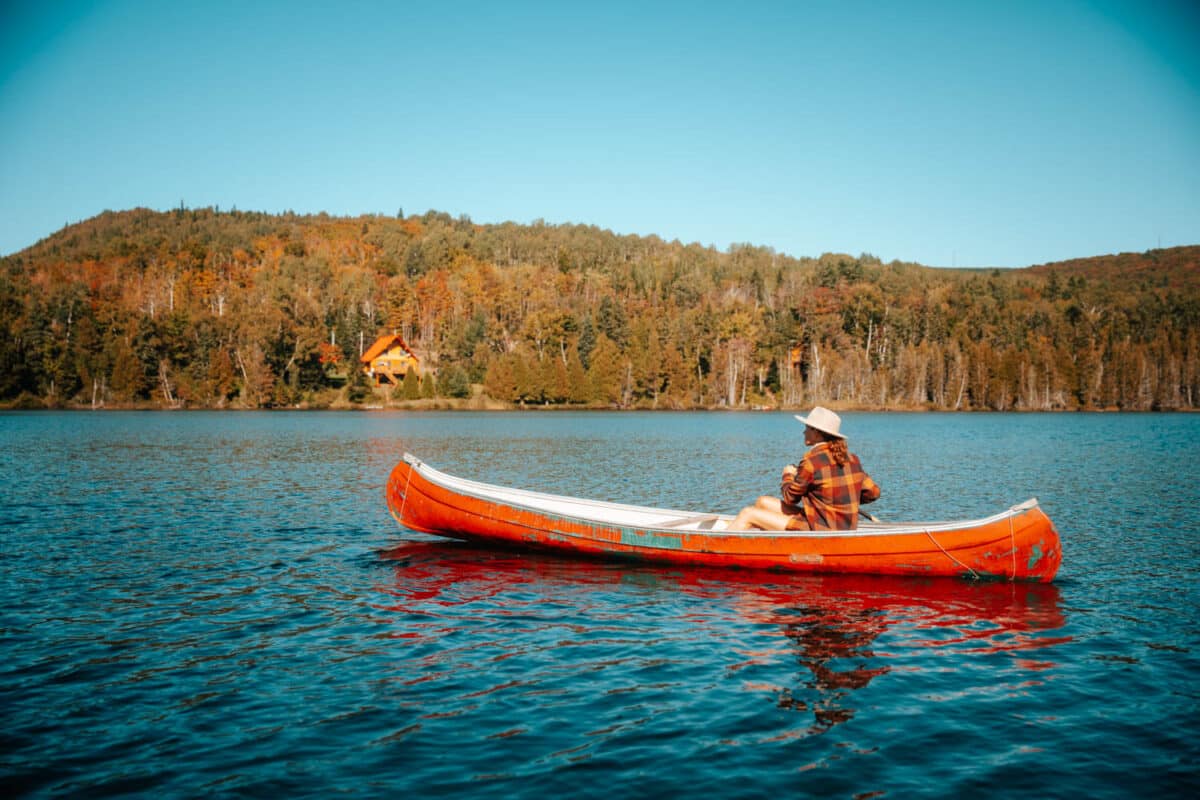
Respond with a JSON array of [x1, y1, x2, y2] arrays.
[[727, 406, 880, 531]]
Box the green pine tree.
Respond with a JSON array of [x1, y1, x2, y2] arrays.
[[402, 368, 421, 399]]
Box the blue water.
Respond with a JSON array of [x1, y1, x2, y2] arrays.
[[1, 411, 1197, 798]]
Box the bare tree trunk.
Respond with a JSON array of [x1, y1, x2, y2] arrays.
[[158, 361, 177, 406], [234, 348, 251, 404], [809, 343, 824, 402], [726, 348, 737, 407]]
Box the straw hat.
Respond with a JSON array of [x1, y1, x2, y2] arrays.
[[794, 406, 844, 439]]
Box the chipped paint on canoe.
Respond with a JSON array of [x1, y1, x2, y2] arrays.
[[1028, 542, 1047, 571], [619, 528, 686, 551]]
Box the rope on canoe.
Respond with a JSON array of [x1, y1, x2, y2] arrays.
[[924, 528, 981, 580], [399, 462, 414, 524], [1009, 514, 1017, 580]]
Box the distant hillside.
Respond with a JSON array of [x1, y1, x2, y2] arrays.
[[2, 207, 1197, 410], [1027, 246, 1200, 290]]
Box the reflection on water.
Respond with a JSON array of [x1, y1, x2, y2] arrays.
[[731, 576, 1067, 737], [776, 607, 890, 730], [379, 539, 1068, 744]]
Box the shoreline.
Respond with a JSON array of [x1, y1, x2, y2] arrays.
[[1, 398, 1188, 413]]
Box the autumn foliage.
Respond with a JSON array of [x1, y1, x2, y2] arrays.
[[2, 207, 1198, 410]]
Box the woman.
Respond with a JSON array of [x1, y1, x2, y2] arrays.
[[727, 406, 880, 531]]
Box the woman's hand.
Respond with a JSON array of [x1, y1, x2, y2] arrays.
[[781, 464, 798, 480]]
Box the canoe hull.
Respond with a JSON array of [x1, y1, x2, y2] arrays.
[[386, 456, 1061, 582]]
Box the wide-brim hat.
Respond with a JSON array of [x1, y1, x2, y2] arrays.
[[794, 406, 844, 438]]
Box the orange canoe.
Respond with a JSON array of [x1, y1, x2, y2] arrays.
[[386, 454, 1062, 582]]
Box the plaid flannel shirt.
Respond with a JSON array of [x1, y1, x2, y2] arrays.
[[781, 442, 881, 530]]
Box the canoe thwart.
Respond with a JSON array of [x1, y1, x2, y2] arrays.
[[658, 514, 724, 529]]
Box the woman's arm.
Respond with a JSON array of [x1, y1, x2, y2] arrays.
[[781, 458, 814, 505], [860, 473, 881, 504]]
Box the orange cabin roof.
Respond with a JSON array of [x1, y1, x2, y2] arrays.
[[361, 334, 419, 364]]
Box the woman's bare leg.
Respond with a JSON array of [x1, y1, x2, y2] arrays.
[[727, 496, 793, 531], [755, 496, 784, 513]]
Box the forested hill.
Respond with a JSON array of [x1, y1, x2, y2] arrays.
[[2, 207, 1198, 410]]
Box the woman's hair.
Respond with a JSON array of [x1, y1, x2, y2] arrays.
[[823, 434, 850, 466]]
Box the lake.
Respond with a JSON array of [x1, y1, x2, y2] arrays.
[[1, 411, 1197, 797]]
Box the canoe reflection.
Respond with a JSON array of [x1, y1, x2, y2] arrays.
[[379, 540, 1067, 734]]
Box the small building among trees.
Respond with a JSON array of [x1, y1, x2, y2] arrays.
[[361, 333, 420, 386]]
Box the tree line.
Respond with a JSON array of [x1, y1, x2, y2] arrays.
[[2, 207, 1197, 411]]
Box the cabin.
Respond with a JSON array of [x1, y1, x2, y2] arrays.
[[361, 333, 420, 386]]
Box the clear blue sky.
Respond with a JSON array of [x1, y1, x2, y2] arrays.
[[2, 0, 1197, 267]]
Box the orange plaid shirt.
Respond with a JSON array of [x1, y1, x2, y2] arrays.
[[781, 442, 880, 530]]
